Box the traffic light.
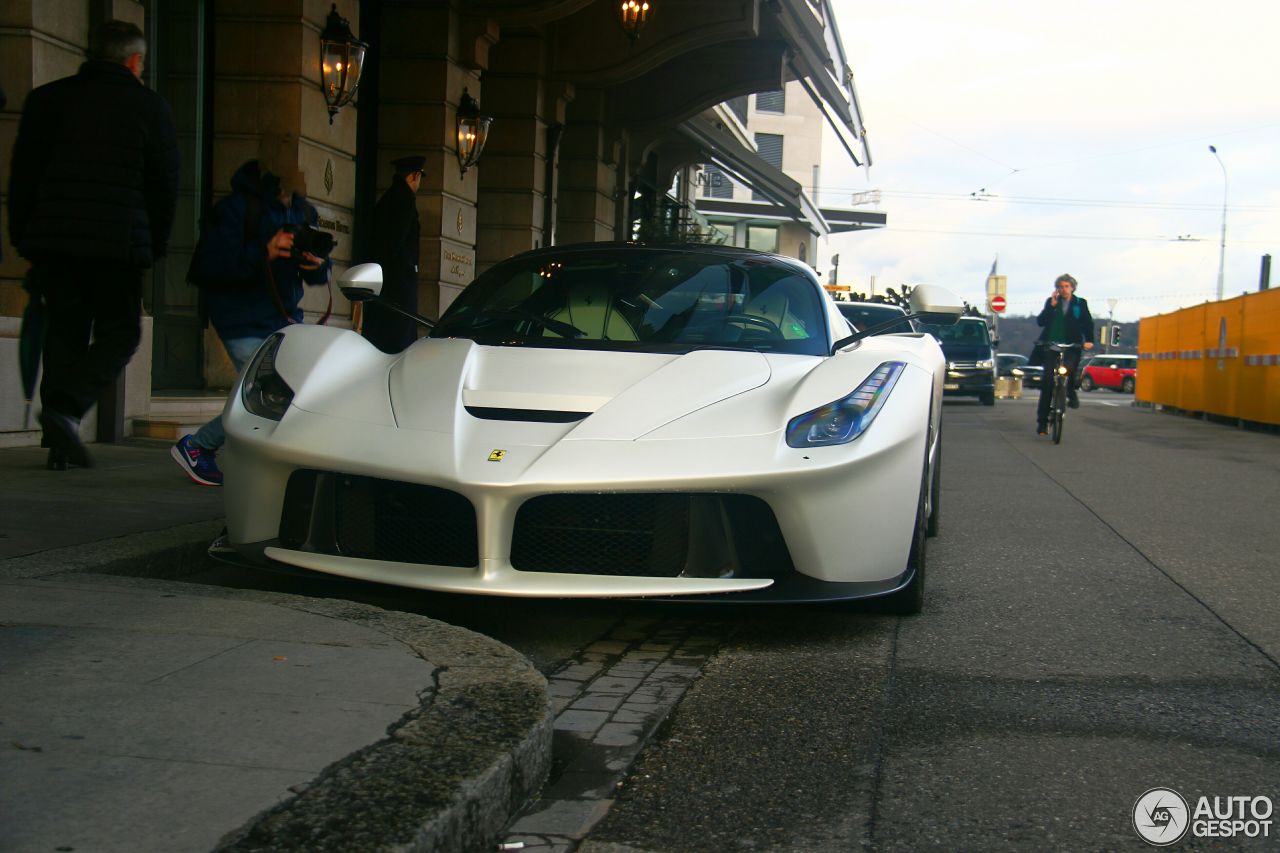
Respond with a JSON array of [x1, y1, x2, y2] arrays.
[[1111, 325, 1122, 347]]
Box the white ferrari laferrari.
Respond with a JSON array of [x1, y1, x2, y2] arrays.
[[216, 244, 962, 612]]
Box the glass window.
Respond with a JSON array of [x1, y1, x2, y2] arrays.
[[756, 89, 785, 113], [753, 134, 783, 201], [433, 247, 828, 355], [919, 318, 992, 346], [708, 222, 736, 245], [746, 225, 778, 253], [838, 304, 914, 335], [702, 165, 733, 199]]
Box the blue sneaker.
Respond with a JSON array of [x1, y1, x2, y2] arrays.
[[171, 434, 223, 486]]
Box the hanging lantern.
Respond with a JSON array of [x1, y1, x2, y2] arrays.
[[455, 88, 492, 177], [619, 0, 651, 41], [319, 4, 367, 125]]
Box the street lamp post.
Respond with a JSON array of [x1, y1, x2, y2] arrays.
[[1209, 145, 1228, 301]]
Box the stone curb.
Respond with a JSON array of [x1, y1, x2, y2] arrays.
[[3, 525, 553, 853]]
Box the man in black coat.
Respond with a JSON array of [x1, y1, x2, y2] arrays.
[[363, 155, 423, 353], [1034, 273, 1095, 435], [8, 20, 180, 468]]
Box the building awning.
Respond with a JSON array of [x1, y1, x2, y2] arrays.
[[770, 0, 871, 169], [679, 112, 830, 236]]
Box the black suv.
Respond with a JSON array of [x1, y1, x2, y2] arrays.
[[921, 317, 997, 405]]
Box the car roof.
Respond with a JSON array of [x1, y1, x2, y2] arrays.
[[496, 240, 817, 278]]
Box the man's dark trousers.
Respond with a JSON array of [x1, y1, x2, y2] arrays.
[[1036, 347, 1082, 427], [37, 260, 143, 420]]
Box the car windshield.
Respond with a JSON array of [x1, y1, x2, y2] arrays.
[[431, 247, 829, 355], [920, 319, 992, 346], [837, 303, 914, 335]]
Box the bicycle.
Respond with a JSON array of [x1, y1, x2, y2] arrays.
[[1042, 342, 1082, 444]]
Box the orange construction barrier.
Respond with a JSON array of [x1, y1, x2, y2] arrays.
[[1137, 289, 1280, 425]]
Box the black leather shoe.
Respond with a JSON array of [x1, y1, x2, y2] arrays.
[[46, 449, 70, 471], [39, 410, 93, 469], [1068, 396, 1080, 409]]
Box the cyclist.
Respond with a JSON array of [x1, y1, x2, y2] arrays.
[[1033, 273, 1094, 435]]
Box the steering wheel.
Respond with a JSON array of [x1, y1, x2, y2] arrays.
[[726, 314, 784, 338]]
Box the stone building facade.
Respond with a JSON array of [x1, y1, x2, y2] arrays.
[[0, 0, 870, 446]]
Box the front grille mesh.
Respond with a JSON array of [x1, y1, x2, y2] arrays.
[[279, 475, 793, 580], [512, 493, 691, 577], [279, 471, 478, 568], [335, 476, 478, 566], [510, 493, 792, 579]]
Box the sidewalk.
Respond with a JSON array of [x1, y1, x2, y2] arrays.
[[0, 440, 551, 853]]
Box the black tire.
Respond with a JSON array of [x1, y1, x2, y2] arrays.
[[1122, 376, 1135, 394], [1080, 374, 1095, 392], [926, 430, 942, 538], [1051, 379, 1066, 444], [881, 459, 928, 615], [980, 390, 996, 406]]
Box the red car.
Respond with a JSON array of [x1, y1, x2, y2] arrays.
[[1080, 354, 1137, 393]]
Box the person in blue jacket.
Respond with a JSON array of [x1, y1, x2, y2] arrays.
[[171, 159, 331, 486]]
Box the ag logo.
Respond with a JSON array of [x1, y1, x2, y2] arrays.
[[488, 449, 506, 462], [1133, 787, 1189, 845]]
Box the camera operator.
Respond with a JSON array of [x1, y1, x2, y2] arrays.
[[170, 154, 331, 486]]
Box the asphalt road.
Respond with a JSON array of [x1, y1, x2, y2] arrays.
[[187, 393, 1280, 850], [581, 395, 1280, 852]]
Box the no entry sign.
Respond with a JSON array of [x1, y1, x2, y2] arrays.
[[990, 295, 1007, 313]]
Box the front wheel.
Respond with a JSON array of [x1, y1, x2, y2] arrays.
[[1051, 379, 1066, 444], [1122, 376, 1135, 394], [926, 430, 942, 538], [880, 464, 928, 615], [1080, 374, 1095, 392], [980, 391, 996, 406]]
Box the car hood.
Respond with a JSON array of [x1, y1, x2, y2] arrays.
[[388, 339, 773, 440]]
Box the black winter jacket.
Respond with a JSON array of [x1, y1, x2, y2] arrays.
[[1035, 295, 1095, 345], [7, 61, 180, 268]]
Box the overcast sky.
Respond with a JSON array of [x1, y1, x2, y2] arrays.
[[819, 0, 1280, 323]]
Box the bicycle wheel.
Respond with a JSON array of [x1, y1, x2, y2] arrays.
[[1051, 377, 1066, 444]]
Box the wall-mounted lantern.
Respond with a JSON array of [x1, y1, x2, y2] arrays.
[[456, 88, 492, 177], [320, 3, 367, 125], [619, 0, 651, 41]]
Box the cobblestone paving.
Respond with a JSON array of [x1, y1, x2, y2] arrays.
[[500, 613, 732, 850]]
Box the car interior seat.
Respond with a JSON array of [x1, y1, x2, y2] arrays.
[[545, 277, 637, 341]]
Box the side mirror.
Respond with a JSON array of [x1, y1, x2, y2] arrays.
[[907, 284, 965, 326], [338, 263, 384, 302]]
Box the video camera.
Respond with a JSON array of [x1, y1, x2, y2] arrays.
[[283, 223, 336, 262]]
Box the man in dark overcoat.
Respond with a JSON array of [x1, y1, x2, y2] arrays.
[[8, 20, 180, 468], [1034, 273, 1095, 434], [363, 155, 424, 353]]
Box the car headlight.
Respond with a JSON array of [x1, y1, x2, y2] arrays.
[[976, 359, 994, 370], [786, 362, 905, 448], [241, 333, 294, 421], [1011, 367, 1024, 377]]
